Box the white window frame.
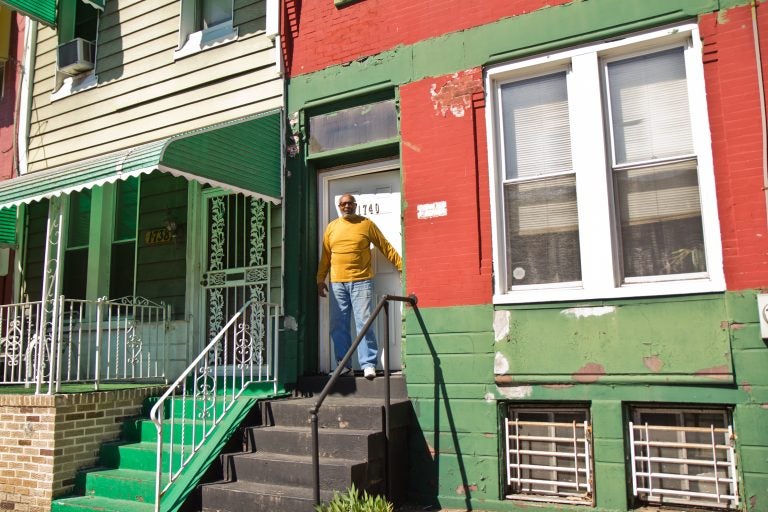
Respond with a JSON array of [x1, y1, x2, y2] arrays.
[[628, 407, 739, 509], [175, 0, 238, 60], [485, 24, 724, 304], [503, 406, 593, 505]]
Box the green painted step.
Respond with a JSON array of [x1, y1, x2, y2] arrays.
[[53, 386, 284, 512], [52, 495, 154, 512]]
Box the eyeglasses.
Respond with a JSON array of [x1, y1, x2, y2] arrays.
[[338, 201, 357, 207]]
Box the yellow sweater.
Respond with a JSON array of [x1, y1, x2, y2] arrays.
[[316, 215, 402, 283]]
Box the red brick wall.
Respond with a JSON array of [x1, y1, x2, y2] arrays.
[[401, 68, 493, 307], [701, 5, 768, 290], [283, 0, 569, 77]]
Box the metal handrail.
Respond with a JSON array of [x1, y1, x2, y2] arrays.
[[149, 299, 280, 512], [310, 293, 418, 506]]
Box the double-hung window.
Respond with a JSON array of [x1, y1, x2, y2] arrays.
[[176, 0, 237, 58], [486, 24, 724, 303]]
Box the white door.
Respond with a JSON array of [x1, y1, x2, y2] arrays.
[[318, 160, 402, 372]]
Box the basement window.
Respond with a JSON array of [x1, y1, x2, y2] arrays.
[[503, 406, 593, 505], [628, 407, 739, 509]]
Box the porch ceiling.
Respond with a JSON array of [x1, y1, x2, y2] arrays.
[[0, 110, 282, 210]]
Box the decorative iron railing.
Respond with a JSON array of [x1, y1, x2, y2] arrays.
[[149, 299, 279, 512], [0, 296, 169, 393]]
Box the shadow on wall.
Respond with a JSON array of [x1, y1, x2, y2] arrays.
[[408, 307, 473, 510]]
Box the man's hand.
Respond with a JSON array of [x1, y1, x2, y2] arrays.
[[317, 282, 328, 297]]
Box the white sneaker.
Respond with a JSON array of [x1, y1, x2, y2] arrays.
[[363, 367, 376, 380]]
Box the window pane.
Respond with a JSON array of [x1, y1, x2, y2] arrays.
[[500, 72, 572, 180], [202, 0, 231, 28], [63, 247, 88, 300], [114, 177, 138, 242], [74, 1, 98, 42], [504, 175, 581, 287], [616, 161, 706, 278], [309, 99, 398, 154], [608, 48, 693, 164], [109, 241, 135, 299], [68, 190, 91, 248]]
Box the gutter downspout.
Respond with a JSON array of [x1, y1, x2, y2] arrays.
[[752, 1, 768, 229], [17, 17, 36, 177]]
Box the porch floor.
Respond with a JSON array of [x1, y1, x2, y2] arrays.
[[0, 383, 164, 394]]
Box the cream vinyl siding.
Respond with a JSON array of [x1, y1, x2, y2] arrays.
[[27, 0, 281, 172]]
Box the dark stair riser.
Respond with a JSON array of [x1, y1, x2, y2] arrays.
[[295, 375, 407, 399], [227, 451, 383, 491], [201, 482, 334, 512], [246, 426, 385, 460], [264, 398, 410, 430]]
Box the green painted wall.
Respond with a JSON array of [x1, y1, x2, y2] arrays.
[[403, 291, 768, 511], [136, 173, 189, 319], [21, 201, 48, 301]]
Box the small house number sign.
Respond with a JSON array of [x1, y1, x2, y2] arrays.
[[143, 228, 174, 246]]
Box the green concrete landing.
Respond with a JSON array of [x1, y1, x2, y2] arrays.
[[52, 383, 282, 512]]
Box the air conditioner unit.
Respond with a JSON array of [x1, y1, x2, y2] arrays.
[[56, 38, 95, 76]]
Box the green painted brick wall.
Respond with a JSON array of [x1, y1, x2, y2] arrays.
[[402, 291, 768, 511]]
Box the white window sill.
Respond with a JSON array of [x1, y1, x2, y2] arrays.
[[493, 277, 726, 305], [174, 22, 238, 60], [51, 72, 98, 102]]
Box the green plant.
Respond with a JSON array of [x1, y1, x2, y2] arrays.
[[314, 484, 394, 512]]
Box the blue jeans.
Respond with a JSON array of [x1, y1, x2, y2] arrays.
[[329, 279, 378, 370]]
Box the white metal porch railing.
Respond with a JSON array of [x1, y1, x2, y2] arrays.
[[504, 418, 593, 504], [149, 299, 279, 512], [0, 296, 169, 393], [629, 421, 739, 509]]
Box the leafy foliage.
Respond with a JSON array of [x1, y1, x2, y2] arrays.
[[314, 484, 394, 512]]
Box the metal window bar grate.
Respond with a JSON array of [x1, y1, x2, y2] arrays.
[[505, 417, 593, 504], [629, 421, 739, 508]]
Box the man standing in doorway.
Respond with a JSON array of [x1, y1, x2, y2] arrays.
[[317, 193, 402, 380]]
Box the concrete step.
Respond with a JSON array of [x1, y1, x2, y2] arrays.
[[81, 468, 156, 504], [263, 396, 411, 430], [295, 374, 407, 399], [245, 425, 385, 460], [200, 480, 334, 512], [51, 495, 154, 512], [228, 451, 383, 491]]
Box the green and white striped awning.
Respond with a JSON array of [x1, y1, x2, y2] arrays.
[[0, 111, 283, 210], [0, 0, 104, 26]]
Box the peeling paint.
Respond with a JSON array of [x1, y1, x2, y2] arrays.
[[430, 70, 483, 118], [560, 305, 616, 318], [695, 365, 731, 381], [283, 315, 298, 331], [741, 381, 752, 394], [643, 355, 664, 373], [484, 392, 495, 403], [730, 322, 745, 330], [402, 140, 421, 153], [494, 352, 509, 374], [543, 383, 574, 389], [761, 403, 768, 410], [496, 385, 532, 399], [572, 362, 606, 383], [456, 484, 478, 495], [494, 310, 511, 342]]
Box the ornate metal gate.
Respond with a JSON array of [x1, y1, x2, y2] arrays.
[[201, 193, 270, 367]]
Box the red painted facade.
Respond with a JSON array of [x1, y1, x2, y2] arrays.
[[290, 0, 768, 304], [282, 0, 570, 77], [400, 69, 493, 307], [0, 12, 23, 304], [700, 6, 768, 290], [0, 12, 23, 182]]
